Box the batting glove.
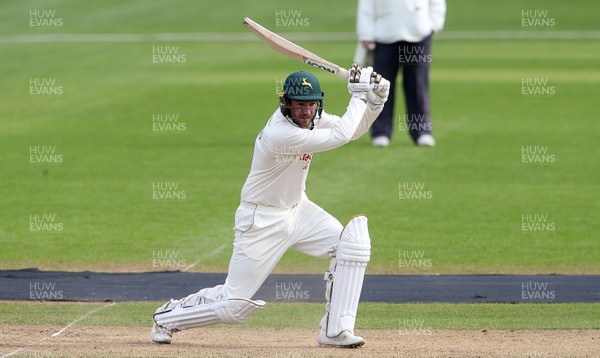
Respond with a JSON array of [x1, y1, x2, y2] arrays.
[[347, 64, 373, 101], [366, 77, 390, 111]]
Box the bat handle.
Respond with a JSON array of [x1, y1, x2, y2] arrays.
[[336, 68, 349, 80]]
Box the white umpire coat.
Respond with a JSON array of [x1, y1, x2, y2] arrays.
[[357, 0, 446, 43]]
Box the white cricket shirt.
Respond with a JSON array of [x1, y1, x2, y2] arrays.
[[240, 97, 381, 208]]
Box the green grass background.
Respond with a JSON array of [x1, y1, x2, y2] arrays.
[[1, 301, 599, 330], [0, 0, 599, 275], [0, 0, 599, 340]]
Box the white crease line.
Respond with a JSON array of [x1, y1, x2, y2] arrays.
[[1, 302, 117, 358], [439, 30, 600, 39], [182, 243, 229, 272], [0, 30, 599, 43]]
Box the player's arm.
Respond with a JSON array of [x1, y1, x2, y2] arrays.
[[290, 66, 379, 152], [315, 112, 339, 129], [272, 67, 388, 151], [269, 97, 368, 153], [316, 70, 389, 140]]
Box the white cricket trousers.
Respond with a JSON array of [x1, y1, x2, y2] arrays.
[[222, 193, 343, 299]]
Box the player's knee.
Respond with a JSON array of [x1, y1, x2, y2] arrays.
[[337, 215, 371, 263]]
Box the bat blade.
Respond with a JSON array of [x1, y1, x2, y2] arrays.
[[242, 17, 348, 80]]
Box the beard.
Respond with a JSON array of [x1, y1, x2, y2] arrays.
[[293, 116, 313, 128]]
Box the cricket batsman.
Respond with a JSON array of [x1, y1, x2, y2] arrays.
[[151, 65, 389, 348]]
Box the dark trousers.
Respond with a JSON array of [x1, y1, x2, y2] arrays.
[[371, 34, 433, 142]]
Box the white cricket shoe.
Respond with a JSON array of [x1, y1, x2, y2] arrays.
[[151, 299, 179, 344], [416, 134, 436, 147], [317, 330, 365, 348], [151, 322, 173, 344], [372, 136, 390, 147]]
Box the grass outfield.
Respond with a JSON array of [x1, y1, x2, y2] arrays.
[[1, 301, 599, 330], [1, 3, 599, 272], [1, 41, 598, 273], [0, 1, 599, 356]]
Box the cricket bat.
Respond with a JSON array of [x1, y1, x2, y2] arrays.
[[242, 17, 350, 80]]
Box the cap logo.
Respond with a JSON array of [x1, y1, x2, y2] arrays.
[[301, 78, 313, 90]]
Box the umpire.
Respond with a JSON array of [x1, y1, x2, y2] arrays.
[[357, 0, 446, 147]]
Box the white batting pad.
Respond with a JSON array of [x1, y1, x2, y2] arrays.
[[153, 287, 265, 330], [326, 215, 371, 337]]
